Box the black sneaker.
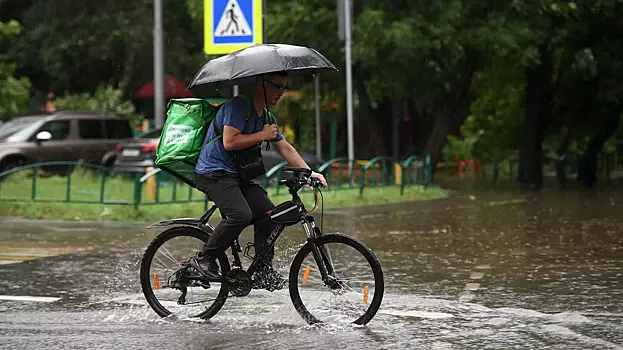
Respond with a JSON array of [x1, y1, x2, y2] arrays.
[[252, 267, 286, 292], [189, 256, 222, 282]]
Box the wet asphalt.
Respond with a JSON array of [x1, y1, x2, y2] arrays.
[[0, 188, 622, 349]]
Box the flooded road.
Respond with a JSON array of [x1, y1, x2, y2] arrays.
[[0, 189, 622, 349]]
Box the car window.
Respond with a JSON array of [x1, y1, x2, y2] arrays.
[[104, 119, 132, 139], [78, 119, 105, 139], [40, 120, 70, 140]]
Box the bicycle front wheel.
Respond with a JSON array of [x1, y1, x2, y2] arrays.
[[289, 233, 384, 325]]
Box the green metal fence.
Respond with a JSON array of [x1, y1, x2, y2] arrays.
[[0, 156, 433, 207]]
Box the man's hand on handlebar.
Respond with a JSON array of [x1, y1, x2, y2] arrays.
[[278, 168, 327, 189], [310, 171, 327, 188]]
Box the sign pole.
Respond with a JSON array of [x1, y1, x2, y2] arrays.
[[314, 75, 322, 159], [153, 0, 165, 129], [344, 0, 354, 173]]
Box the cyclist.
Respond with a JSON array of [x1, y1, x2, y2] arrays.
[[191, 71, 327, 291]]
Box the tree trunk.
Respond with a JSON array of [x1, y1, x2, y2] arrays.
[[555, 130, 573, 188], [369, 99, 392, 157], [577, 111, 621, 187], [423, 60, 477, 177], [424, 112, 450, 170], [517, 45, 553, 190], [391, 99, 402, 161], [117, 48, 135, 94]]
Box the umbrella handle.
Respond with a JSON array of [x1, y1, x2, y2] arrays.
[[261, 74, 272, 152]]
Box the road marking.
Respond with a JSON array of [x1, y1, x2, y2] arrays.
[[0, 295, 61, 303], [459, 264, 491, 302], [464, 283, 481, 291], [380, 309, 454, 319], [458, 292, 475, 302], [0, 244, 92, 264], [470, 272, 485, 280], [0, 260, 22, 265]]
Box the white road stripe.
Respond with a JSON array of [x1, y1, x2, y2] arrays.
[[380, 309, 454, 319], [470, 272, 485, 280], [0, 295, 61, 303], [464, 283, 481, 291]]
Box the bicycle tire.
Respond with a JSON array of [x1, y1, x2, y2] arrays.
[[288, 233, 384, 325], [140, 225, 231, 320]]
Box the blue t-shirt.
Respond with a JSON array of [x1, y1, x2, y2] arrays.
[[195, 96, 284, 174]]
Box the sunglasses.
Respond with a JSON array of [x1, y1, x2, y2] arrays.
[[264, 80, 287, 94]]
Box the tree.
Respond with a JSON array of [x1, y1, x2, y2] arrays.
[[9, 0, 204, 97], [0, 20, 31, 120]]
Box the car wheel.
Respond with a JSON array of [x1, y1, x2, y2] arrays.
[[0, 156, 28, 174]]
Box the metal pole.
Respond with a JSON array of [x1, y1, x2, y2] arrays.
[[233, 85, 239, 97], [344, 0, 354, 171], [263, 0, 267, 42], [314, 75, 322, 158], [153, 0, 165, 129]]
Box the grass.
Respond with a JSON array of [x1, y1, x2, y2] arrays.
[[0, 168, 449, 223]]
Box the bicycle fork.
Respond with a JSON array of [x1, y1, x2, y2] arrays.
[[302, 217, 338, 288]]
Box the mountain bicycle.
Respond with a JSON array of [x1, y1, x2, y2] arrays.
[[139, 167, 384, 325]]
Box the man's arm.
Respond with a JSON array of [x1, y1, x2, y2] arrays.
[[223, 125, 274, 151], [272, 139, 327, 187], [220, 98, 276, 151]]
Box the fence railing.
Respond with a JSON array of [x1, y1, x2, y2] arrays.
[[0, 155, 433, 206], [483, 144, 623, 187]]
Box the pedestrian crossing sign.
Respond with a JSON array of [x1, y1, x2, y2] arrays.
[[205, 0, 263, 55]]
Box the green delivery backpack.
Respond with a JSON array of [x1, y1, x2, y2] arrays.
[[154, 95, 269, 187], [154, 98, 219, 187]]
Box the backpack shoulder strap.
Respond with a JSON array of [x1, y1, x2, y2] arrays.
[[204, 95, 254, 149]]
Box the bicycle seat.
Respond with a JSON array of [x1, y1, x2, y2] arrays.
[[283, 167, 312, 176]]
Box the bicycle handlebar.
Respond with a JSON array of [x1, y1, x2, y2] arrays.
[[278, 167, 324, 190]]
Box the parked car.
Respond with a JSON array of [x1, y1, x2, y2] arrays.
[[108, 128, 324, 176], [0, 111, 133, 173]]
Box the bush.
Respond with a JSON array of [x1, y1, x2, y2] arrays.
[[0, 20, 31, 120], [56, 85, 143, 127]]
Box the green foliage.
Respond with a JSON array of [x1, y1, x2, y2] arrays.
[[454, 57, 524, 164], [0, 21, 31, 120], [10, 0, 203, 95], [442, 134, 478, 163], [56, 86, 143, 127]]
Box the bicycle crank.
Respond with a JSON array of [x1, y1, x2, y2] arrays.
[[227, 269, 252, 297]]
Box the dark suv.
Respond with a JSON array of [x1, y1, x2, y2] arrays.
[[0, 111, 133, 172]]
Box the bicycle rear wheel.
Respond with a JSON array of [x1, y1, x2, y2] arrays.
[[288, 233, 384, 325], [140, 226, 230, 319]]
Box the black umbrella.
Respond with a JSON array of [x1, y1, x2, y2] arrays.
[[188, 44, 338, 91]]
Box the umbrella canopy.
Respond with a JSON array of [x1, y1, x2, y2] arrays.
[[188, 44, 338, 91]]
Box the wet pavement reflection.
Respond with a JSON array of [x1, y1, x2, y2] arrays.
[[0, 188, 622, 349]]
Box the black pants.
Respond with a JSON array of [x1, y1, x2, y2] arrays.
[[196, 170, 278, 268]]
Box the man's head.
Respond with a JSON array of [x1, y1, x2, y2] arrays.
[[254, 71, 288, 105]]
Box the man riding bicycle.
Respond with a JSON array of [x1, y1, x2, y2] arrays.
[[191, 71, 327, 291]]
